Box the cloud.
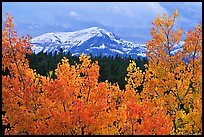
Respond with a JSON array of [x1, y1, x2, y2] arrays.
[[67, 2, 169, 28], [2, 2, 202, 43], [69, 11, 81, 19], [69, 11, 79, 17], [0, 2, 182, 28]]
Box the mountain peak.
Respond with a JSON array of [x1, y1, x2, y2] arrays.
[[85, 26, 102, 30]]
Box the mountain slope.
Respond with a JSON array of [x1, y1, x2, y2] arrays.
[[31, 27, 183, 59], [31, 27, 146, 59]]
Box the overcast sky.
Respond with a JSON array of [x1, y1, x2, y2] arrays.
[[2, 2, 202, 43]]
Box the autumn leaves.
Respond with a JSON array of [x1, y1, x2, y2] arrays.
[[2, 10, 202, 135], [143, 9, 202, 135]]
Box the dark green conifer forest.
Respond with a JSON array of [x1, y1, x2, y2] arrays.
[[26, 51, 148, 90]]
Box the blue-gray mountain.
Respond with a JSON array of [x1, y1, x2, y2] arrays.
[[31, 27, 183, 59]]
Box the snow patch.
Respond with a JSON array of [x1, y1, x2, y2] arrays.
[[109, 49, 124, 54], [90, 44, 106, 49]]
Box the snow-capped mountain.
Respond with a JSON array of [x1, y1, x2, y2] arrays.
[[31, 27, 183, 59], [31, 27, 146, 59]]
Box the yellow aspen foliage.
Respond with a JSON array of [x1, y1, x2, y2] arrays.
[[131, 9, 202, 135]]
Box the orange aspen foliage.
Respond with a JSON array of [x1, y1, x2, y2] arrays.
[[2, 13, 51, 135]]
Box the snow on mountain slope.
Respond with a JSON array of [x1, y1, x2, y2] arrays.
[[31, 27, 183, 59]]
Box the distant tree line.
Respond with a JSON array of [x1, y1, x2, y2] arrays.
[[26, 49, 148, 90]]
